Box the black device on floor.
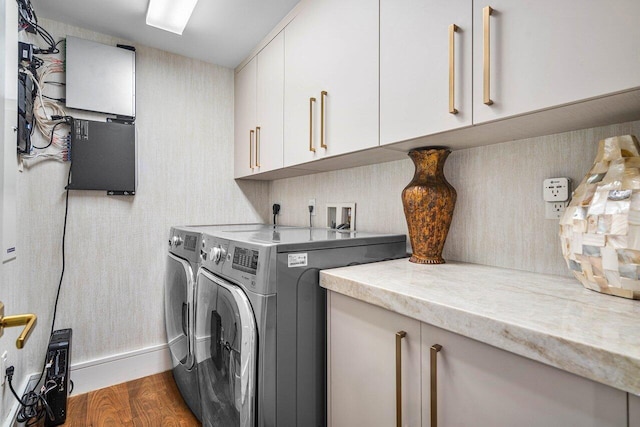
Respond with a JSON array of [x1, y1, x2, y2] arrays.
[[44, 328, 72, 427]]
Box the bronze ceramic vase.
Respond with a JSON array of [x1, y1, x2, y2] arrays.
[[402, 147, 457, 264]]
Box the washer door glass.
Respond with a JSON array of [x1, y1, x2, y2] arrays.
[[165, 254, 195, 369], [196, 269, 257, 427]]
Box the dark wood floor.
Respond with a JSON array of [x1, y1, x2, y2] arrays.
[[63, 371, 200, 426]]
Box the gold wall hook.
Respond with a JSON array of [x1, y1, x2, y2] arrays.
[[0, 302, 37, 349]]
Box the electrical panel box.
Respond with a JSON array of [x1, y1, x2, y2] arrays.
[[68, 119, 136, 194], [65, 36, 136, 117]]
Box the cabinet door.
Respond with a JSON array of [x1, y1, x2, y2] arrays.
[[328, 292, 421, 427], [473, 0, 640, 124], [234, 56, 256, 178], [255, 31, 284, 173], [380, 0, 472, 145], [284, 0, 378, 167], [631, 394, 640, 427], [421, 323, 627, 427]]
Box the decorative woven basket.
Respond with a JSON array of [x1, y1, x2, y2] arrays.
[[560, 135, 640, 299]]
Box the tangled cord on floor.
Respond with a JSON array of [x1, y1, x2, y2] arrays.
[[6, 366, 55, 426]]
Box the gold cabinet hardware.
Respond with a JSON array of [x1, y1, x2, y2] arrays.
[[249, 129, 255, 169], [430, 344, 443, 427], [255, 127, 261, 167], [320, 90, 328, 148], [483, 6, 494, 105], [0, 302, 37, 349], [309, 97, 317, 152], [396, 330, 407, 427], [449, 24, 459, 114]]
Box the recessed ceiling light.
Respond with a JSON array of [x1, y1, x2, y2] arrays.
[[145, 0, 199, 35]]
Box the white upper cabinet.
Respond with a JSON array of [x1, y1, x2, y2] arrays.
[[380, 0, 472, 145], [256, 32, 284, 174], [283, 0, 379, 167], [234, 32, 285, 178], [473, 0, 640, 124], [234, 56, 257, 178]]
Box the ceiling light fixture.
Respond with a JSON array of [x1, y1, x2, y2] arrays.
[[145, 0, 199, 35]]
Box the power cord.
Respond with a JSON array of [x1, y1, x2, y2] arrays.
[[309, 204, 314, 227], [6, 366, 55, 426], [272, 203, 280, 225]]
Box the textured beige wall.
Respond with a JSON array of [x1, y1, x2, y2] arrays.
[[1, 19, 269, 416], [271, 120, 640, 276]]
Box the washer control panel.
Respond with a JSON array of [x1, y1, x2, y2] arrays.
[[231, 246, 259, 274]]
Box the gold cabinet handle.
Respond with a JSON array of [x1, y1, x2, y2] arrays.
[[309, 97, 316, 152], [249, 129, 255, 169], [396, 331, 407, 427], [449, 24, 459, 114], [255, 126, 261, 167], [0, 302, 37, 349], [483, 6, 494, 105], [320, 90, 328, 148], [430, 344, 443, 427]]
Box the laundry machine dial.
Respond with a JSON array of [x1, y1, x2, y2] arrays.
[[210, 246, 226, 264]]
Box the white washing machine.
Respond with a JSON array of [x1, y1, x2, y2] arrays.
[[194, 226, 407, 426]]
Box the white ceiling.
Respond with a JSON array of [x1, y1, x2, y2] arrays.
[[30, 0, 301, 69]]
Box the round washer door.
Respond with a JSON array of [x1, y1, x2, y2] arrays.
[[165, 253, 195, 369], [195, 269, 257, 427]]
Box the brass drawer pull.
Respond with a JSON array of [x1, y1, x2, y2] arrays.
[[483, 6, 494, 105], [396, 330, 407, 427], [249, 129, 255, 169], [449, 24, 459, 114], [309, 97, 317, 152], [430, 344, 443, 427], [320, 90, 328, 148], [255, 126, 261, 167]]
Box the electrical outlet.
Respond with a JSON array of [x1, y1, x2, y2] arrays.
[[0, 351, 7, 385], [308, 198, 316, 216], [545, 201, 568, 219], [543, 177, 571, 202]]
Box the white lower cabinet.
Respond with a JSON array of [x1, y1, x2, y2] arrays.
[[631, 394, 640, 427], [327, 292, 421, 427], [327, 291, 628, 427], [422, 322, 626, 427]]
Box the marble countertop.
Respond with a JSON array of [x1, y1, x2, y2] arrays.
[[320, 259, 640, 395]]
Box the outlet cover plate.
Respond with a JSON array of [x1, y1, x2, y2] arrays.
[[545, 201, 568, 219], [543, 177, 571, 202]]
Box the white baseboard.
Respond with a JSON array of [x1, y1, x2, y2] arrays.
[[4, 344, 172, 426], [69, 343, 172, 396]]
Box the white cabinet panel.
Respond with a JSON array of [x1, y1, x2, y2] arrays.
[[473, 0, 640, 124], [328, 292, 421, 427], [284, 0, 378, 167], [255, 32, 284, 173], [380, 0, 472, 145], [234, 56, 256, 178], [421, 322, 627, 427], [631, 394, 640, 427]]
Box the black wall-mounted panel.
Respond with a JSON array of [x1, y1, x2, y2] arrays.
[[68, 119, 136, 194]]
